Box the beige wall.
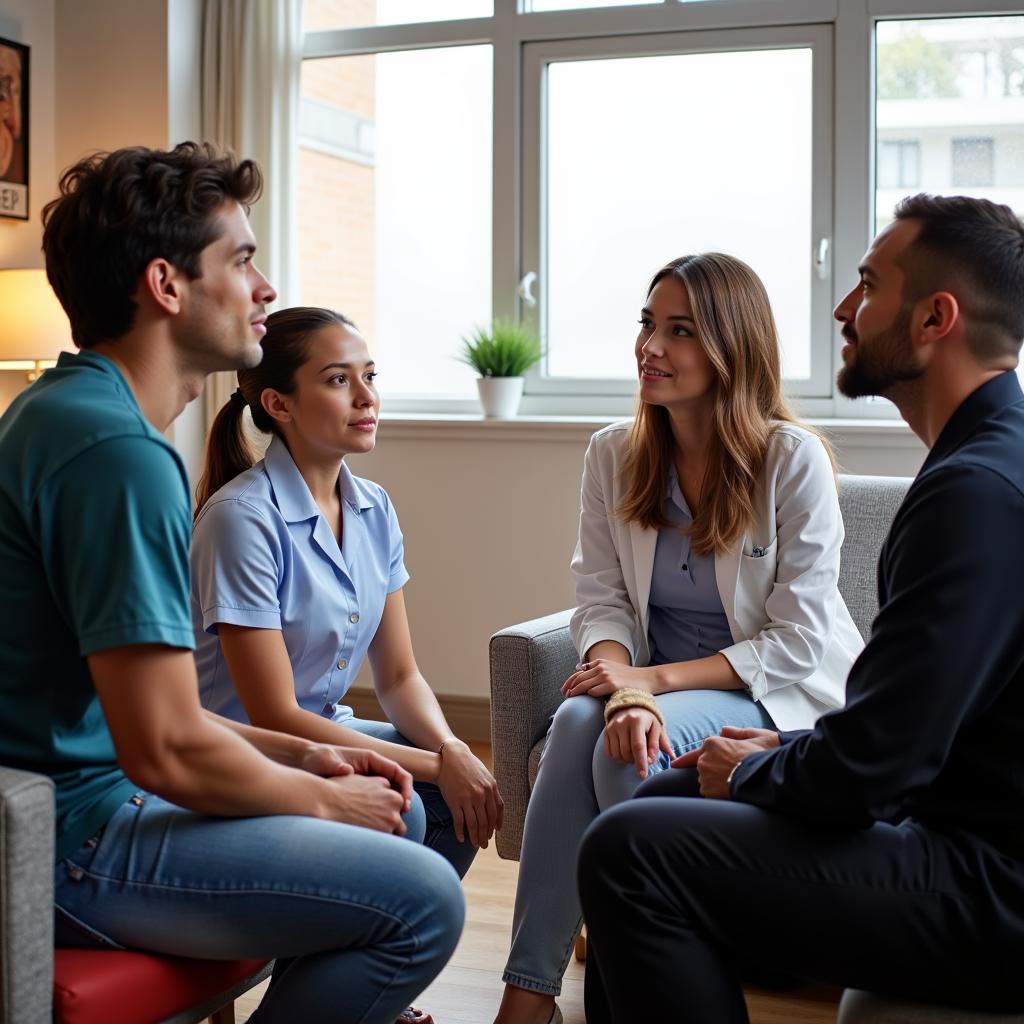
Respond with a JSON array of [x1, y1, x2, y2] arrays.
[[54, 0, 170, 172]]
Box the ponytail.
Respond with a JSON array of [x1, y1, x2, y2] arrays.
[[194, 392, 256, 518]]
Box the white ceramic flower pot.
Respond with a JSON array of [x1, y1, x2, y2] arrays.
[[476, 376, 524, 419]]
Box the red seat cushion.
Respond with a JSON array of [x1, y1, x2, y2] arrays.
[[53, 948, 269, 1024]]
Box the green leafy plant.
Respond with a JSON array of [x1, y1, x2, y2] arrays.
[[458, 318, 543, 378]]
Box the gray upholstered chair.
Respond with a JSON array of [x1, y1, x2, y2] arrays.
[[0, 765, 271, 1024], [489, 473, 911, 862], [489, 472, 1022, 1023]]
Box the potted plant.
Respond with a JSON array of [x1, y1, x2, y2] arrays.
[[458, 318, 543, 418]]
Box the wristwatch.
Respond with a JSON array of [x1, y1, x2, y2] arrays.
[[726, 760, 743, 787]]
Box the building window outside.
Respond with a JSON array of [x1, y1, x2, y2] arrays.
[[875, 16, 1024, 236], [878, 140, 921, 189], [952, 137, 996, 186]]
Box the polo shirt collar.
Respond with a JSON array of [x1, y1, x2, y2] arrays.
[[56, 349, 136, 406], [263, 436, 375, 521], [922, 371, 1024, 472]]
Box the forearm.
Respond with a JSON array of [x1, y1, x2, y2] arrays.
[[651, 653, 744, 694], [584, 639, 632, 665], [376, 671, 453, 756], [237, 703, 441, 782], [135, 713, 338, 820]]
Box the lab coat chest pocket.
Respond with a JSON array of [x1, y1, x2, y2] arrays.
[[734, 536, 778, 635]]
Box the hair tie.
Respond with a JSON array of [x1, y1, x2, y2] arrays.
[[229, 389, 247, 408]]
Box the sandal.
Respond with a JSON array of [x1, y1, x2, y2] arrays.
[[396, 1007, 434, 1024]]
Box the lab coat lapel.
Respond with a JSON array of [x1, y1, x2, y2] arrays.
[[629, 520, 657, 635], [715, 540, 744, 642]]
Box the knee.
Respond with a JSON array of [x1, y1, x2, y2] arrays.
[[634, 767, 701, 799], [403, 790, 427, 845], [417, 856, 466, 961], [541, 696, 605, 760], [591, 743, 644, 811]]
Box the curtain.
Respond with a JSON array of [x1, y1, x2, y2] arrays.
[[200, 0, 303, 428]]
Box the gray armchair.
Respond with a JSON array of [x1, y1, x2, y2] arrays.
[[0, 767, 54, 1024], [0, 766, 271, 1024], [489, 473, 910, 862], [489, 473, 1024, 1023]]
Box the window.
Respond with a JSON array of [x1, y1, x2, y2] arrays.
[[523, 33, 827, 391], [299, 46, 493, 399], [305, 0, 492, 31], [301, 2, 1024, 415], [875, 15, 1024, 234], [952, 137, 995, 186], [878, 140, 920, 189]]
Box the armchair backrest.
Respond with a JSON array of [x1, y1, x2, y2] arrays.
[[836, 474, 912, 640], [0, 766, 55, 1024]]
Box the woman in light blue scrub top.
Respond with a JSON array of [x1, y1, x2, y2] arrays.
[[191, 307, 502, 883]]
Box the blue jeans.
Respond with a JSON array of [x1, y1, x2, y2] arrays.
[[54, 792, 465, 1024], [339, 710, 480, 879], [503, 689, 775, 996]]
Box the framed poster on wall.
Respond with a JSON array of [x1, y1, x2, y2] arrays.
[[0, 35, 28, 221]]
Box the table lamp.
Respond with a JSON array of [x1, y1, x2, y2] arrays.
[[0, 268, 74, 382]]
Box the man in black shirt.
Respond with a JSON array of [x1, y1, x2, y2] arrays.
[[577, 194, 1024, 1022]]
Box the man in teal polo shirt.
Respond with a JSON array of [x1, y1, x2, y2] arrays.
[[0, 143, 463, 1024]]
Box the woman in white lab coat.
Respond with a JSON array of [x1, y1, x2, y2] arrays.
[[495, 253, 863, 1024]]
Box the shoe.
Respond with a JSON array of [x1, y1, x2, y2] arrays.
[[396, 1007, 433, 1024]]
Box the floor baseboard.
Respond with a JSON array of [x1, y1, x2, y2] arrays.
[[344, 687, 492, 744]]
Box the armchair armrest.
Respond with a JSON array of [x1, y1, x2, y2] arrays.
[[489, 610, 577, 860], [0, 766, 55, 1024]]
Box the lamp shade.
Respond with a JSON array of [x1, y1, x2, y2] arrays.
[[0, 268, 74, 364]]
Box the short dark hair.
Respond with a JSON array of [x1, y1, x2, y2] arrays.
[[894, 193, 1024, 362], [41, 142, 263, 348]]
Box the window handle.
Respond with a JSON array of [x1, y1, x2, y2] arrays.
[[517, 271, 538, 308], [814, 238, 830, 280]]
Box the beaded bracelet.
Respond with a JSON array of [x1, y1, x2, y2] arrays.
[[603, 687, 665, 726]]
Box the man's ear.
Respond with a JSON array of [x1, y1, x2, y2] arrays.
[[917, 291, 960, 347], [261, 387, 292, 426], [139, 258, 185, 316]]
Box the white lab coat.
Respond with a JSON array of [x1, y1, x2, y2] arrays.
[[570, 420, 863, 731]]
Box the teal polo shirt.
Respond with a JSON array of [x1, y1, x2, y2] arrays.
[[0, 350, 195, 860]]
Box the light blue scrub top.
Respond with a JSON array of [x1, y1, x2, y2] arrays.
[[646, 468, 734, 666], [191, 436, 410, 723]]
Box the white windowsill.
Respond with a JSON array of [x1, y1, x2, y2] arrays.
[[377, 411, 923, 449]]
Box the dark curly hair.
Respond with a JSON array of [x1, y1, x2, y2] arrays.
[[894, 193, 1024, 362], [41, 142, 263, 349]]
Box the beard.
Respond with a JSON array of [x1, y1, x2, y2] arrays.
[[836, 305, 923, 399]]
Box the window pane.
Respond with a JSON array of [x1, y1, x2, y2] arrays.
[[544, 48, 813, 380], [875, 16, 1024, 235], [528, 1, 658, 11], [304, 0, 492, 32], [299, 46, 492, 398]]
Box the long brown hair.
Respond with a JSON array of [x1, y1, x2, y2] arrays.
[[194, 306, 354, 516], [617, 253, 834, 555]]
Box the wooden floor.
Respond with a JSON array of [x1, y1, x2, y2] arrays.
[[235, 744, 841, 1023]]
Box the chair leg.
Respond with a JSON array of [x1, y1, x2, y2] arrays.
[[575, 928, 587, 963], [209, 1002, 235, 1024]]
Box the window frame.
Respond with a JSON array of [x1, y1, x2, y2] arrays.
[[301, 0, 1024, 419]]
